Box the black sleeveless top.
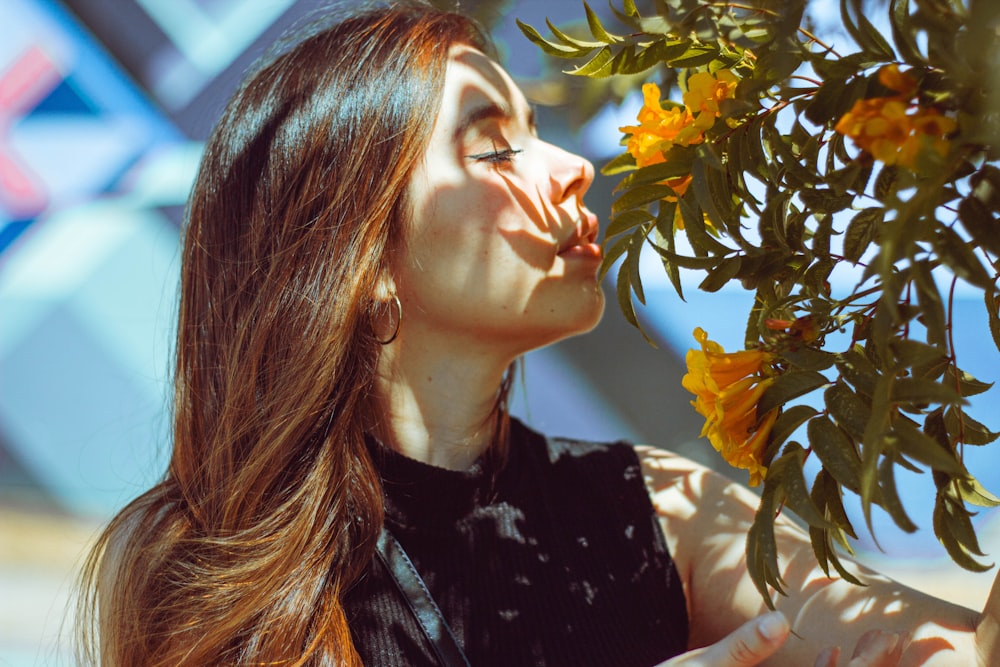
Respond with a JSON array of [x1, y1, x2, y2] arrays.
[[344, 419, 689, 666]]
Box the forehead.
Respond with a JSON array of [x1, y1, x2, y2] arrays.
[[437, 44, 530, 133]]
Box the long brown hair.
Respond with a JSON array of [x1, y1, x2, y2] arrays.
[[77, 4, 487, 664]]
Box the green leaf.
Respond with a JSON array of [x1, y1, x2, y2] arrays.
[[890, 377, 963, 406], [602, 151, 637, 176], [837, 347, 879, 399], [613, 231, 656, 345], [809, 524, 865, 585], [617, 152, 694, 190], [841, 0, 895, 60], [667, 43, 720, 68], [933, 495, 993, 572], [958, 194, 1000, 258], [812, 469, 859, 541], [757, 370, 830, 417], [692, 152, 736, 238], [986, 288, 1000, 354], [843, 207, 883, 264], [808, 415, 863, 493], [944, 366, 995, 398], [698, 255, 742, 293], [944, 407, 1000, 446], [746, 483, 785, 609], [859, 373, 893, 529], [543, 17, 605, 49], [605, 209, 655, 238], [933, 223, 994, 290], [804, 78, 843, 127], [763, 124, 818, 188], [799, 188, 855, 215], [648, 246, 720, 270], [940, 495, 986, 556], [933, 494, 993, 571], [605, 42, 639, 78], [889, 0, 926, 66], [584, 1, 621, 43], [956, 477, 1000, 508], [912, 260, 947, 349], [779, 347, 836, 372], [516, 19, 594, 57], [770, 443, 834, 529], [678, 192, 732, 256], [614, 0, 639, 21], [612, 183, 675, 214], [652, 204, 683, 299], [874, 165, 899, 200], [769, 404, 819, 453], [567, 45, 615, 76], [890, 339, 948, 373], [877, 453, 919, 533], [599, 233, 630, 280], [825, 383, 871, 441], [892, 418, 966, 475]]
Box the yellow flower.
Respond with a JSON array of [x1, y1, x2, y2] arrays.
[[620, 82, 704, 168], [835, 63, 957, 173], [682, 328, 777, 486], [835, 95, 955, 170], [899, 108, 957, 167], [683, 69, 740, 130], [877, 64, 918, 98]]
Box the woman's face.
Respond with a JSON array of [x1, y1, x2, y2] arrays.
[[397, 45, 604, 358]]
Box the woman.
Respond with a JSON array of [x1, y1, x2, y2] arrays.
[[77, 2, 1000, 665]]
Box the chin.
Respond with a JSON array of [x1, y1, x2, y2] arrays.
[[552, 288, 606, 343]]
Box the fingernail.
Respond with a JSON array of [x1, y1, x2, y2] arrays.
[[816, 646, 838, 664], [758, 611, 788, 641]]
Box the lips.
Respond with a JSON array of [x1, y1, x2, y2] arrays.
[[557, 211, 600, 255]]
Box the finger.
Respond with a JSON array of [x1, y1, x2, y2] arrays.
[[814, 645, 840, 667], [848, 629, 907, 667], [699, 611, 790, 666]]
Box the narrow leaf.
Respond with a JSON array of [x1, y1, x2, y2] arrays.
[[808, 415, 863, 493], [757, 370, 830, 417], [877, 454, 919, 532], [933, 497, 994, 572], [584, 1, 622, 43], [825, 383, 872, 441], [567, 46, 615, 76], [769, 405, 819, 451], [892, 418, 966, 475], [516, 20, 593, 57], [770, 444, 834, 529], [843, 207, 883, 263]]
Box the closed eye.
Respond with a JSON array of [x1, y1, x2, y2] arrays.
[[466, 148, 523, 164]]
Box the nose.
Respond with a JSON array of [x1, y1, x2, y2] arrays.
[[547, 142, 595, 204]]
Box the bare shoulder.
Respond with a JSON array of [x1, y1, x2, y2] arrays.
[[633, 445, 760, 527]]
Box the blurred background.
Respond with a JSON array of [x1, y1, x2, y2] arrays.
[[1, 0, 999, 664]]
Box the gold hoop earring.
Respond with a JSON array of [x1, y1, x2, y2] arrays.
[[376, 294, 402, 345]]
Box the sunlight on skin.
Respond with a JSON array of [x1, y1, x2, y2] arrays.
[[636, 445, 986, 665]]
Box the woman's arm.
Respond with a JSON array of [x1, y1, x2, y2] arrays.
[[636, 445, 999, 666]]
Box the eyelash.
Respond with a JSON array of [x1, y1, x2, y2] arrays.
[[466, 148, 523, 164]]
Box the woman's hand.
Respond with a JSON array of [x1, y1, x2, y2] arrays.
[[656, 612, 906, 667], [655, 612, 790, 666], [814, 629, 907, 667]]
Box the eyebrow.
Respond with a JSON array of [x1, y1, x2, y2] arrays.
[[452, 101, 537, 143]]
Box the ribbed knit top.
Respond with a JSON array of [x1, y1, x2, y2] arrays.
[[344, 418, 689, 666]]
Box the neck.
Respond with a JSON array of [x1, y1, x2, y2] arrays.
[[373, 340, 512, 470]]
